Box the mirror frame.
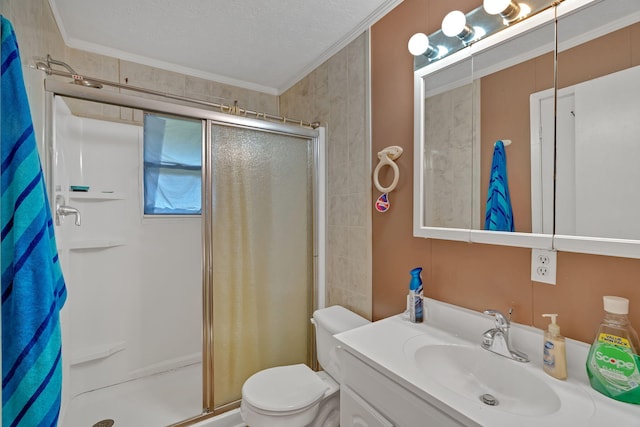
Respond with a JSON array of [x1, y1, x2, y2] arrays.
[[414, 0, 640, 258]]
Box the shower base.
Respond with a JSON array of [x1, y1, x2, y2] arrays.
[[61, 363, 222, 427], [61, 362, 245, 427]]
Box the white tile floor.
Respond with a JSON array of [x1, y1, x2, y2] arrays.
[[61, 363, 205, 427]]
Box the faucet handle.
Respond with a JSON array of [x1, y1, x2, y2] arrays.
[[483, 309, 510, 329]]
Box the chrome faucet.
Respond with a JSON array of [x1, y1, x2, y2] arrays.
[[481, 309, 529, 363], [55, 195, 82, 226]]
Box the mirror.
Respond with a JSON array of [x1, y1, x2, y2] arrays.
[[415, 0, 640, 257], [551, 0, 640, 257], [414, 4, 556, 248]]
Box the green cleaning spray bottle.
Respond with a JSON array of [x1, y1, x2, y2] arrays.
[[586, 296, 640, 404]]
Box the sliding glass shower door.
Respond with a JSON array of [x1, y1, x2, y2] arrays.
[[204, 123, 315, 411]]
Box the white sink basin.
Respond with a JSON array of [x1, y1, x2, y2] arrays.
[[335, 300, 640, 426], [408, 343, 561, 417]]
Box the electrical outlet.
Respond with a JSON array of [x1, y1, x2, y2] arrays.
[[531, 249, 557, 284]]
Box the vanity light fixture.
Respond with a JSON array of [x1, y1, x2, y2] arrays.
[[483, 0, 530, 22], [442, 10, 475, 42], [409, 0, 557, 66], [408, 33, 440, 59]]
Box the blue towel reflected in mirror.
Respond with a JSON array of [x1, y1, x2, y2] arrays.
[[485, 140, 514, 232]]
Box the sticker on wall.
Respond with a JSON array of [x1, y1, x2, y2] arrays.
[[375, 193, 390, 213]]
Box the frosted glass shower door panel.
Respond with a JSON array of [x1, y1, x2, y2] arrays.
[[210, 124, 313, 408]]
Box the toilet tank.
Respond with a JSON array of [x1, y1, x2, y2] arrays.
[[312, 306, 369, 379]]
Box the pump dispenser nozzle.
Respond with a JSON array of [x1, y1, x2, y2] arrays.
[[542, 313, 560, 336]]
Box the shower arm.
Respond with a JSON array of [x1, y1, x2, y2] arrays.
[[37, 55, 103, 88], [44, 54, 76, 75]]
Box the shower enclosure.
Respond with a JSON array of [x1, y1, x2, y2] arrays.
[[43, 79, 324, 426]]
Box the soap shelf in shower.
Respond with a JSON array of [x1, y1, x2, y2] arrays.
[[68, 239, 126, 250], [70, 341, 126, 366], [69, 191, 125, 201]]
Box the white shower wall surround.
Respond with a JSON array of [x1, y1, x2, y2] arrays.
[[53, 97, 203, 424]]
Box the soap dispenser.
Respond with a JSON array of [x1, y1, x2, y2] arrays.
[[542, 314, 567, 380]]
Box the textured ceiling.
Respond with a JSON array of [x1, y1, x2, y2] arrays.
[[49, 0, 402, 95]]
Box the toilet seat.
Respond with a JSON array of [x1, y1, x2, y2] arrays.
[[242, 364, 328, 413]]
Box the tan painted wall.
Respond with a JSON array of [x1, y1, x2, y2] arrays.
[[371, 0, 640, 344]]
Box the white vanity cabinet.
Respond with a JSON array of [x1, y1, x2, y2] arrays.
[[340, 350, 475, 427], [341, 385, 394, 427]]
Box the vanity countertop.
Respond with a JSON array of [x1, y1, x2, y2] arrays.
[[335, 299, 640, 427]]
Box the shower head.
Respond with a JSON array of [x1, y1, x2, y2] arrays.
[[36, 55, 103, 89]]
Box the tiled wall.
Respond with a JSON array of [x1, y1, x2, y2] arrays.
[[1, 0, 66, 156], [60, 51, 279, 124], [280, 33, 372, 320], [0, 0, 66, 66]]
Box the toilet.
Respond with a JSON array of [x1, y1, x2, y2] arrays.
[[240, 305, 370, 427]]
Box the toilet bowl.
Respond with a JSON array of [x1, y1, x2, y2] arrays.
[[240, 306, 369, 427], [241, 367, 339, 427]]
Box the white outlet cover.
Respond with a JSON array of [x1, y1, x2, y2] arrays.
[[531, 248, 557, 285]]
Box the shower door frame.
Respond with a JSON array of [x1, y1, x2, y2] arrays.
[[43, 78, 325, 426]]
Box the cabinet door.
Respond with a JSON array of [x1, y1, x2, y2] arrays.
[[341, 385, 394, 427]]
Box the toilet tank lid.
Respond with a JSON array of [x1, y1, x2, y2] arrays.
[[313, 305, 370, 334]]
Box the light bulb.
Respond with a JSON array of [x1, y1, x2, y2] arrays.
[[483, 0, 511, 14], [483, 0, 521, 20], [442, 11, 466, 37], [442, 10, 474, 41], [408, 33, 430, 56]]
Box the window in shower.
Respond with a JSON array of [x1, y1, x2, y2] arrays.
[[143, 113, 203, 214]]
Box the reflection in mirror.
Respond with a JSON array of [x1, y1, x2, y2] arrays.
[[422, 58, 478, 229], [419, 11, 555, 235], [553, 0, 640, 240], [474, 17, 555, 234]]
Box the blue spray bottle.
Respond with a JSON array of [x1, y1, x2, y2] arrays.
[[409, 267, 423, 323]]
